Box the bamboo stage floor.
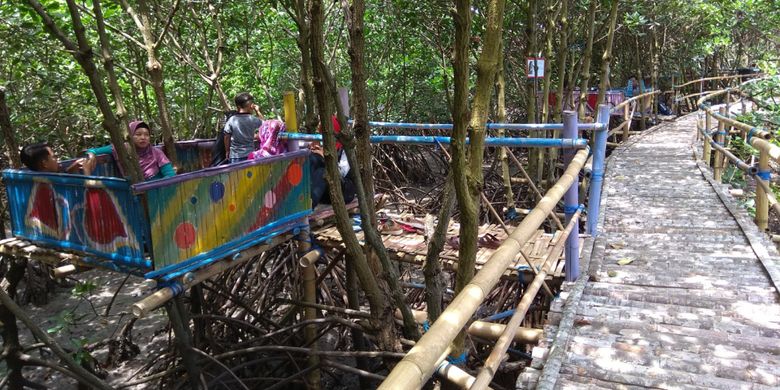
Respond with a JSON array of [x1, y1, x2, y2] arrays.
[[523, 113, 780, 389], [313, 219, 585, 280]]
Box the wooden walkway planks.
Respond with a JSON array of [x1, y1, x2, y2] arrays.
[[525, 114, 780, 389]]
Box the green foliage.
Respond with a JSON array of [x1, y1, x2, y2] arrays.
[[46, 310, 75, 334], [2, 0, 776, 160], [71, 280, 97, 298]]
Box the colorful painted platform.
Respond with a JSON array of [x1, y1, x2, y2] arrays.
[[2, 146, 311, 280]]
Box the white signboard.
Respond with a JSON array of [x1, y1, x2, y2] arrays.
[[527, 57, 545, 78]]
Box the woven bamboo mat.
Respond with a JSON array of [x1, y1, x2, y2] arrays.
[[313, 221, 583, 279]]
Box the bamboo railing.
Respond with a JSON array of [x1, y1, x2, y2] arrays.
[[609, 90, 660, 141], [378, 106, 613, 389], [696, 77, 778, 230]]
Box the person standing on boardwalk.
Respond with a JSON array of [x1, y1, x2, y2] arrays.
[[224, 92, 264, 163]]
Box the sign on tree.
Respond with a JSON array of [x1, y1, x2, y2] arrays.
[[527, 57, 545, 78]]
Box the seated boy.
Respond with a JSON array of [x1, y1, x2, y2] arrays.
[[20, 142, 84, 173]]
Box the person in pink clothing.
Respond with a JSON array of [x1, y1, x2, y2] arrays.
[[248, 119, 287, 159]]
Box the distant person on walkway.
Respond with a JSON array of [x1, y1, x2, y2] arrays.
[[625, 76, 638, 98], [20, 141, 85, 173], [224, 92, 264, 163], [83, 120, 175, 181]]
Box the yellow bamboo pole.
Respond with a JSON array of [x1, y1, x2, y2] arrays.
[[470, 209, 581, 390], [713, 107, 726, 182], [378, 148, 589, 390], [284, 91, 299, 133]]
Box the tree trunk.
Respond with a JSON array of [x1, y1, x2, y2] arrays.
[[308, 0, 399, 351], [121, 0, 178, 164], [496, 46, 514, 213], [553, 0, 569, 119], [1, 257, 28, 390], [0, 87, 21, 168], [423, 173, 455, 322], [93, 0, 130, 135], [525, 0, 543, 182], [540, 2, 558, 124], [451, 0, 506, 357], [596, 0, 619, 107], [340, 0, 419, 339], [576, 0, 597, 119], [292, 0, 319, 132], [26, 0, 143, 183]]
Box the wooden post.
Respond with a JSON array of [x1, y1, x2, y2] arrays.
[[623, 102, 630, 141], [757, 149, 770, 230], [713, 107, 726, 182], [298, 227, 321, 390], [639, 95, 647, 131], [165, 296, 201, 390], [703, 112, 712, 166]]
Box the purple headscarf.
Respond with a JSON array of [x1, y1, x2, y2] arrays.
[[249, 120, 287, 159], [113, 120, 171, 180]]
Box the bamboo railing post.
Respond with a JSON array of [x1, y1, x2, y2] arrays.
[[714, 107, 726, 182], [703, 112, 712, 166], [165, 296, 201, 390], [298, 227, 321, 389], [757, 150, 770, 230], [725, 91, 731, 114], [562, 111, 580, 281], [623, 102, 630, 141], [639, 95, 647, 131], [586, 105, 610, 238]]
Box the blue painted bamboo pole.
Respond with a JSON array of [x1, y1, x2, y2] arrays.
[[587, 105, 611, 235], [347, 120, 605, 131], [279, 133, 589, 149], [562, 111, 580, 282]]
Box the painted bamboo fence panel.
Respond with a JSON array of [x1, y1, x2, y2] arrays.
[[2, 170, 150, 272], [137, 150, 311, 280], [173, 139, 214, 173]]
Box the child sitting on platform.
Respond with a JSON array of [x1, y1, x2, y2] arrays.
[[83, 120, 175, 181], [248, 119, 287, 159], [20, 141, 85, 173]]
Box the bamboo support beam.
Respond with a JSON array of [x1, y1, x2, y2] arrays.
[[470, 208, 582, 390], [436, 361, 486, 389], [132, 233, 292, 318], [466, 321, 543, 343], [378, 147, 588, 390], [393, 309, 543, 344]]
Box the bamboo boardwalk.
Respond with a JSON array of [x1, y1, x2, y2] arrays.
[[522, 114, 780, 389]]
